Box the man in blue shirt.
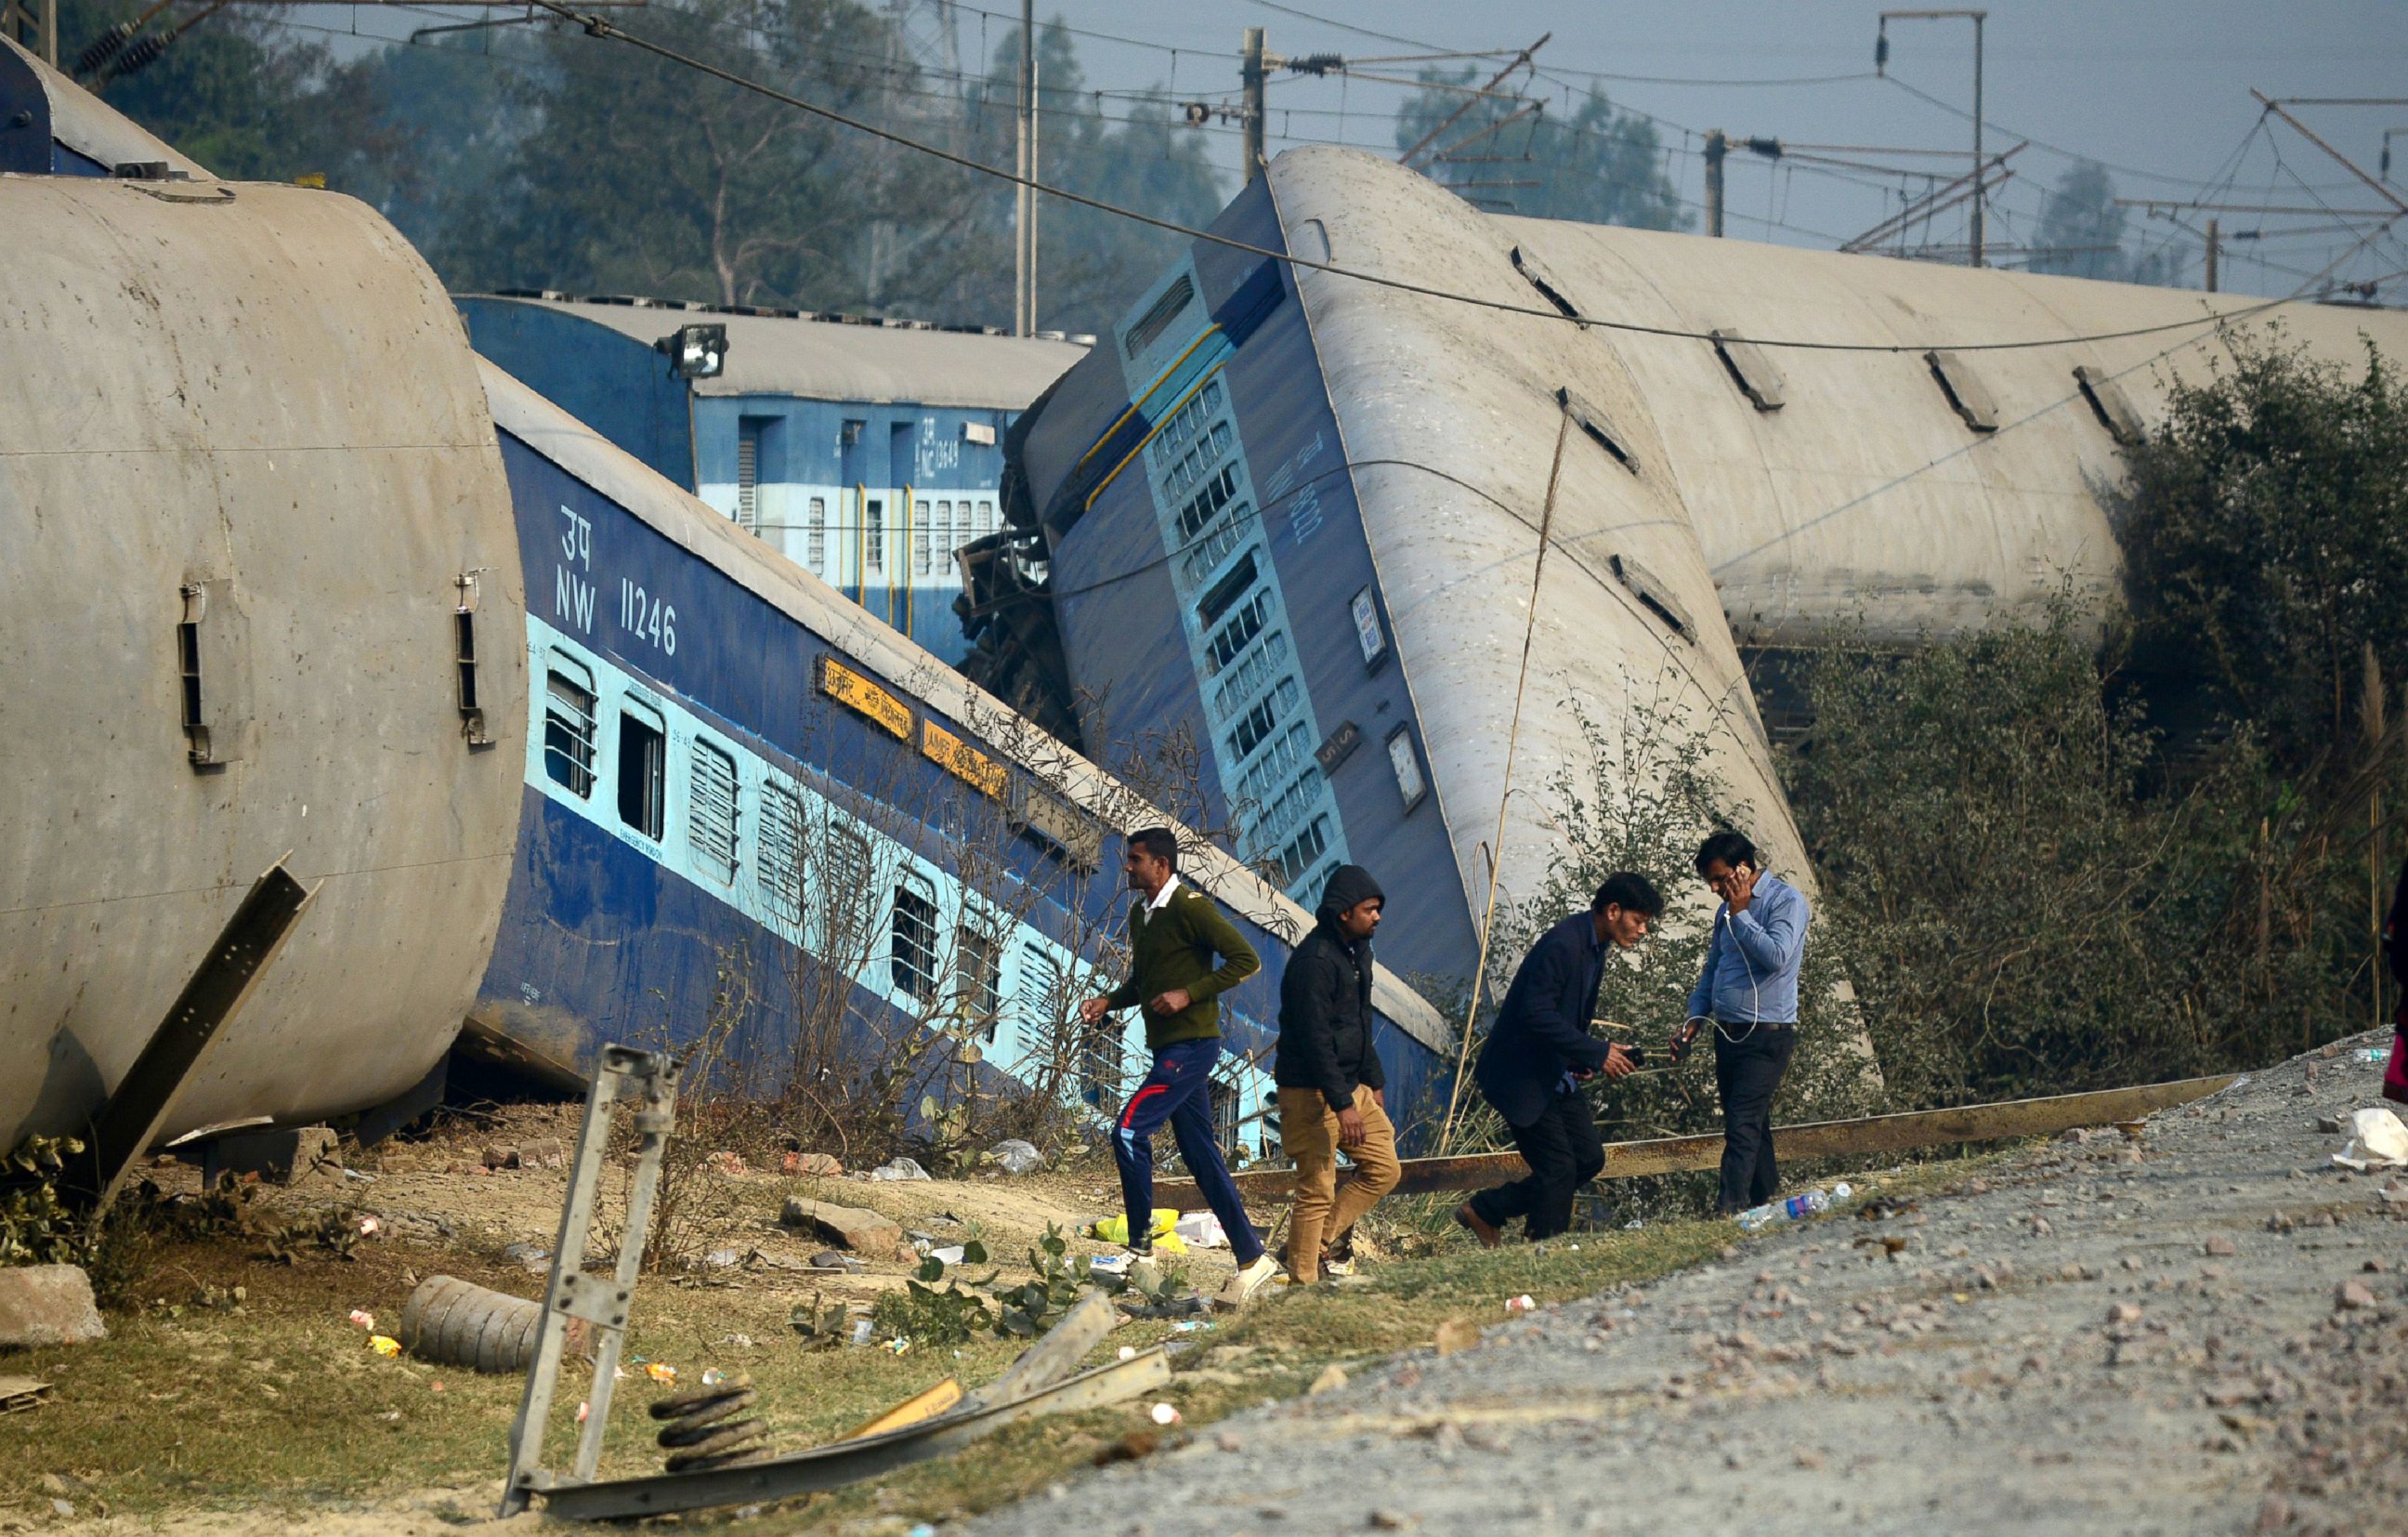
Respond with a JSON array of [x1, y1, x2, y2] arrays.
[[1674, 831, 1811, 1215]]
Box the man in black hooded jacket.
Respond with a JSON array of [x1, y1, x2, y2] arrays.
[[1276, 864, 1401, 1283]]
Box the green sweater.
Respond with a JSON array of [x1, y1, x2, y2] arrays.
[[1105, 883, 1263, 1051]]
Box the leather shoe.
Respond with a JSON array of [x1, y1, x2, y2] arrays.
[[1454, 1202, 1502, 1250]]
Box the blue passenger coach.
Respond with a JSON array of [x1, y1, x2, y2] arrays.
[[456, 294, 1089, 665], [998, 178, 1483, 982], [468, 361, 1455, 1152]]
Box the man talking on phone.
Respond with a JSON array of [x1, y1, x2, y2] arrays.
[[1672, 831, 1811, 1216]]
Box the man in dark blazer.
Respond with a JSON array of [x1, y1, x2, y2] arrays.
[[1457, 874, 1660, 1244]]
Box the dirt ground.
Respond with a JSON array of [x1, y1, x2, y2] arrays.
[[969, 1035, 2408, 1537]]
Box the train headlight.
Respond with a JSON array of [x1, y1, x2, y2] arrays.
[[655, 323, 727, 380]]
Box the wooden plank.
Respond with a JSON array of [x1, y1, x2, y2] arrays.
[[1160, 1074, 2237, 1210], [842, 1376, 962, 1440]]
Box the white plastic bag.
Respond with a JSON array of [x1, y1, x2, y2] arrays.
[[1173, 1211, 1228, 1248], [2331, 1106, 2408, 1171]]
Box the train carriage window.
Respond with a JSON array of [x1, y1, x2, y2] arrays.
[[976, 500, 995, 539], [687, 738, 740, 884], [1015, 942, 1064, 1045], [956, 926, 1003, 1041], [890, 876, 939, 1002], [934, 501, 952, 558], [735, 420, 762, 530], [617, 702, 667, 839], [807, 496, 827, 569], [1209, 1079, 1241, 1160], [913, 500, 932, 575], [543, 656, 597, 797], [759, 782, 804, 926], [864, 498, 885, 571], [826, 824, 874, 944]]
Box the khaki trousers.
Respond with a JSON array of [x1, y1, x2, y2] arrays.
[[1279, 1084, 1401, 1282]]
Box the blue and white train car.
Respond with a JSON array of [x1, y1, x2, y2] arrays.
[[467, 359, 1456, 1149], [999, 145, 2408, 993], [455, 294, 1090, 665]]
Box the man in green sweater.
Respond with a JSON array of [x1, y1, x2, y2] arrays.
[[1079, 826, 1279, 1306]]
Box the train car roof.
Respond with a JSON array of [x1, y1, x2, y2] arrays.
[[461, 293, 1090, 410], [478, 356, 1454, 1055], [0, 37, 212, 180], [1263, 143, 2408, 927]]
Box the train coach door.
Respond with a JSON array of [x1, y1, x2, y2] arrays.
[[887, 421, 915, 630], [839, 417, 867, 605]]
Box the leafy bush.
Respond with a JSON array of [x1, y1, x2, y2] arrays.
[[2116, 329, 2408, 762]]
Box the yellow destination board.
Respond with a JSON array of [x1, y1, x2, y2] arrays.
[[816, 656, 911, 740], [921, 719, 1007, 799]]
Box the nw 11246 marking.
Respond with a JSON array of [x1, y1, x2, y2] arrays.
[[619, 578, 677, 656]]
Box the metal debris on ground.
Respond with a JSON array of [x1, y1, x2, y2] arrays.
[[652, 1373, 769, 1473]]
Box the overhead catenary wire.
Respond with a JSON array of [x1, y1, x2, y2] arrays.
[[513, 0, 2326, 357]]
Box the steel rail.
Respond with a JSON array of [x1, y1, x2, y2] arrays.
[[1158, 1073, 2237, 1209], [538, 1347, 1172, 1520]]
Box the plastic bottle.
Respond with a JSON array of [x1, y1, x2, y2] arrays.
[[1733, 1188, 1831, 1232]]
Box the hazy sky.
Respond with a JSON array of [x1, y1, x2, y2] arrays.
[[301, 0, 2408, 300]]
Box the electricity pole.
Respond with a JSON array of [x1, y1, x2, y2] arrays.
[[2204, 217, 2218, 292], [1878, 9, 1988, 267], [1014, 0, 1037, 335], [1704, 129, 1726, 237], [1241, 27, 1266, 181]]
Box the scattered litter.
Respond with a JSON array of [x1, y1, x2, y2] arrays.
[[646, 1363, 678, 1385], [1149, 1402, 1182, 1426], [930, 1245, 967, 1266], [849, 1319, 875, 1347], [1173, 1211, 1229, 1249], [988, 1138, 1044, 1175], [701, 1369, 726, 1387], [1505, 1294, 1537, 1315], [342, 1168, 376, 1182], [721, 1333, 755, 1350], [1622, 1219, 1643, 1230], [347, 1309, 375, 1330], [2354, 1044, 2393, 1066], [577, 1400, 590, 1424], [614, 1365, 630, 1381], [808, 1251, 864, 1272], [369, 1335, 402, 1358], [701, 1249, 741, 1269], [501, 1242, 551, 1271], [1088, 1209, 1178, 1246], [1833, 1182, 1854, 1199], [1736, 1189, 1832, 1231], [909, 1526, 938, 1537], [1170, 1320, 1214, 1333], [884, 1337, 911, 1356], [867, 1157, 931, 1182], [357, 1216, 381, 1237], [2332, 1107, 2408, 1170], [1118, 1346, 1137, 1360]]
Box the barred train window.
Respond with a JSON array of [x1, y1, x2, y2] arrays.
[[934, 501, 952, 558], [956, 926, 1003, 1041], [864, 498, 885, 571], [758, 782, 804, 926], [687, 738, 739, 884], [807, 497, 827, 568], [827, 825, 873, 939], [543, 655, 596, 797], [617, 702, 666, 839], [890, 876, 939, 1001], [1015, 942, 1061, 1041], [913, 500, 931, 575]]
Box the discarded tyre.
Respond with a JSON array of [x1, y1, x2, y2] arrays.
[[651, 1373, 769, 1472], [398, 1274, 584, 1373]]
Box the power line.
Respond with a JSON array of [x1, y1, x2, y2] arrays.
[[517, 0, 2325, 356]]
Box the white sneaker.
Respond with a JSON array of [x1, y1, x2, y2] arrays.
[[1213, 1254, 1281, 1309]]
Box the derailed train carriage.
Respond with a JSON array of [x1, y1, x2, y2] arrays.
[[977, 144, 2408, 988], [0, 40, 1452, 1162]]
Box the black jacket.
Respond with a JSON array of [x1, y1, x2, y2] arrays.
[[1276, 864, 1387, 1110], [1474, 911, 1612, 1128]]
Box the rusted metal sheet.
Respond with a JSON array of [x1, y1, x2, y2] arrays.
[[64, 862, 312, 1210], [1156, 1073, 2237, 1208]]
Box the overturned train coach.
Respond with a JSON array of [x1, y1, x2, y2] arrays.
[[0, 43, 1453, 1162], [979, 143, 2408, 986]]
